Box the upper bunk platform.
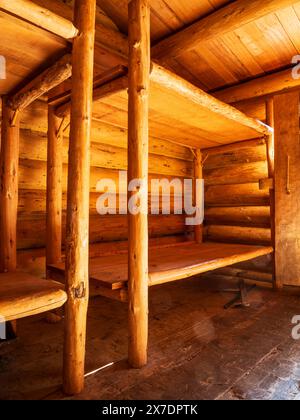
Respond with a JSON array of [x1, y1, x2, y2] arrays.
[[92, 63, 272, 150], [48, 242, 273, 294]]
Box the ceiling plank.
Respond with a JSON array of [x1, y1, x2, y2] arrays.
[[151, 0, 300, 62]]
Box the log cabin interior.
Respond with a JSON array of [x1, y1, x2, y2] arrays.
[[1, 0, 300, 401]]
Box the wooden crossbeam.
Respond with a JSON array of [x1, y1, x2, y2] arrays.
[[8, 54, 72, 112], [214, 67, 300, 104], [55, 65, 128, 118], [0, 0, 78, 39], [151, 0, 298, 62]]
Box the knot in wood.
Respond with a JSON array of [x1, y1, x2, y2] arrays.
[[73, 282, 86, 299]]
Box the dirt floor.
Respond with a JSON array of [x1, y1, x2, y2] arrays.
[[1, 276, 300, 400]]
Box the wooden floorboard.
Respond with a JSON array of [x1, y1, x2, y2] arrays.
[[0, 277, 300, 400]]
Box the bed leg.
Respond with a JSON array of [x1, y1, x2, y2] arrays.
[[223, 279, 256, 310]]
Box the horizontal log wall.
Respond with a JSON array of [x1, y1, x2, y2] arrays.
[[15, 100, 193, 258], [203, 138, 273, 281]]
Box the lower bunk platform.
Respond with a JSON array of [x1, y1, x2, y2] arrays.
[[48, 242, 273, 303]]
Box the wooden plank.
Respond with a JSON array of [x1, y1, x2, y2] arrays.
[[63, 0, 96, 396], [150, 64, 271, 139], [148, 243, 273, 286], [91, 63, 270, 142], [48, 242, 273, 290], [0, 0, 78, 39], [127, 0, 150, 370], [0, 272, 67, 321], [274, 92, 300, 287], [151, 0, 296, 61]]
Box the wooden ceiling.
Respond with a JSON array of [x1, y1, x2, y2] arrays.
[[0, 0, 298, 148], [100, 0, 300, 91], [1, 0, 300, 96]]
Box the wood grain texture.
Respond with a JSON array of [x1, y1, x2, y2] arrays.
[[48, 242, 273, 290], [0, 272, 67, 321], [127, 0, 150, 369], [152, 0, 297, 60], [63, 0, 96, 396], [8, 54, 72, 112], [215, 67, 300, 104], [46, 107, 62, 266], [194, 149, 203, 243], [0, 98, 20, 272], [0, 0, 78, 39], [274, 92, 300, 287]]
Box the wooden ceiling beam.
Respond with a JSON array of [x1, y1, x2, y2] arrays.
[[8, 54, 72, 112], [55, 65, 128, 118], [0, 0, 78, 40], [151, 0, 298, 62], [214, 67, 300, 104]]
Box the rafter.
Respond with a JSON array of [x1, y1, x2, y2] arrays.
[[0, 0, 78, 39]]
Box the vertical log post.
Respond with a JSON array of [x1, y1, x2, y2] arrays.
[[0, 97, 20, 336], [127, 0, 150, 369], [0, 98, 20, 272], [194, 149, 203, 244], [266, 99, 276, 289], [274, 92, 300, 288], [63, 0, 96, 395], [46, 106, 63, 268]]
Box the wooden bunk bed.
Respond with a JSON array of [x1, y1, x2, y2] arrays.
[[49, 242, 273, 303], [0, 0, 276, 396], [47, 24, 274, 304], [47, 0, 274, 376]]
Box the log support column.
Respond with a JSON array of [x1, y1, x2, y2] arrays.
[[194, 149, 203, 244], [274, 92, 300, 289], [265, 99, 276, 289], [0, 97, 20, 337], [46, 106, 63, 268], [127, 0, 150, 369], [63, 0, 96, 395]]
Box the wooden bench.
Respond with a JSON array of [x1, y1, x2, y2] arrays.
[[0, 272, 67, 322], [48, 241, 273, 302]]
